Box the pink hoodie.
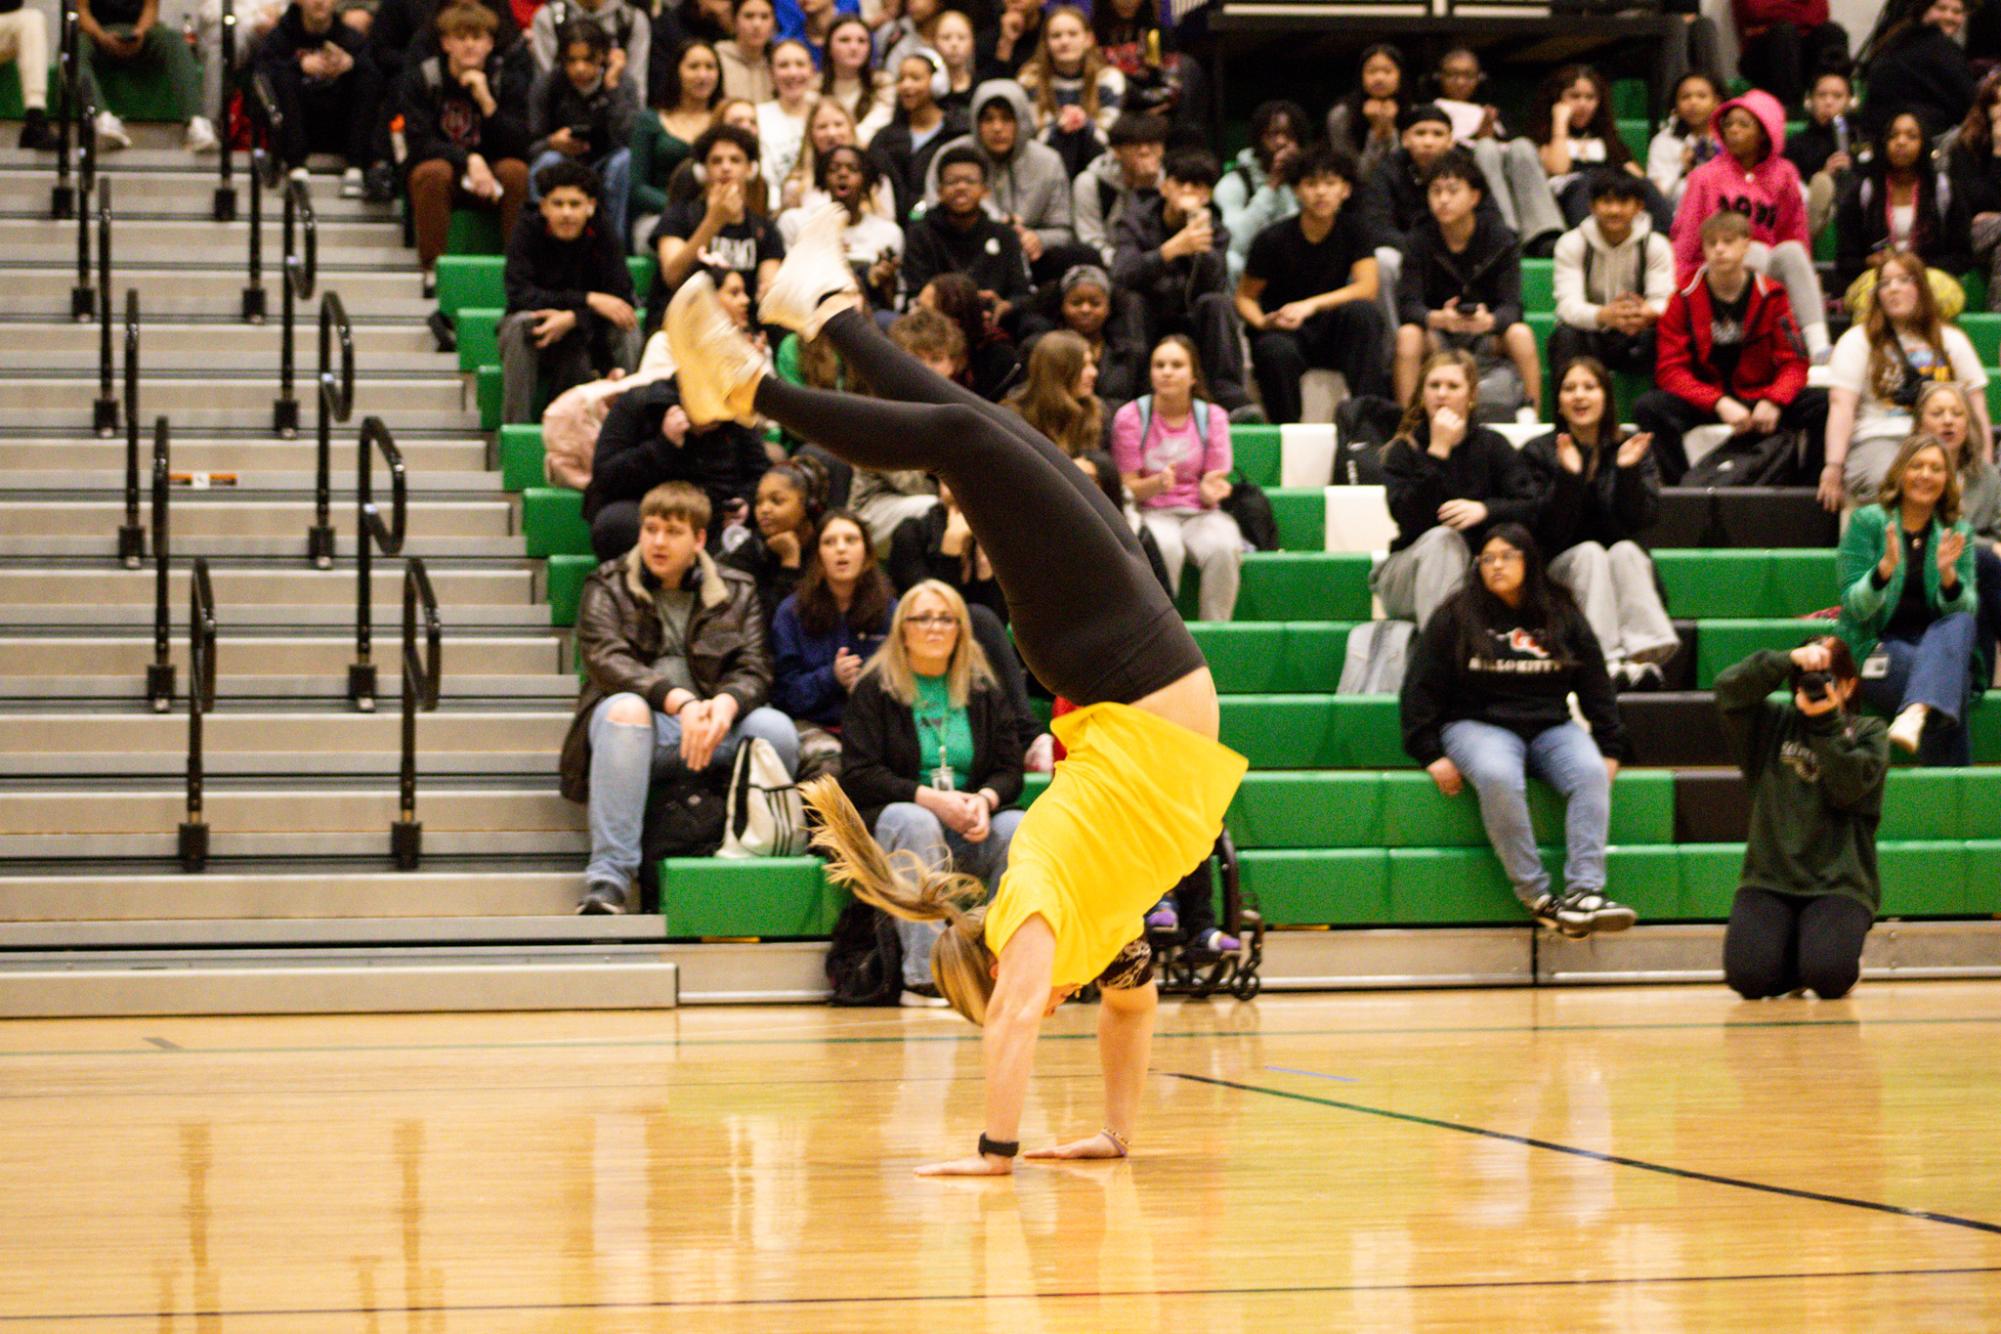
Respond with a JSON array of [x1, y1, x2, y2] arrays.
[[1670, 90, 1808, 280]]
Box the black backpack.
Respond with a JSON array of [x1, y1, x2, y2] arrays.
[[1333, 394, 1402, 485], [825, 900, 905, 1005]]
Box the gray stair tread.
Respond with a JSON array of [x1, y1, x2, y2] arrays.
[[1, 500, 512, 539], [0, 916, 662, 946], [0, 750, 563, 776], [0, 868, 591, 920], [0, 635, 562, 672], [0, 673, 576, 700], [0, 829, 588, 857], [3, 785, 580, 834], [0, 709, 567, 746], [0, 604, 544, 627], [0, 535, 528, 558], [0, 471, 500, 492]]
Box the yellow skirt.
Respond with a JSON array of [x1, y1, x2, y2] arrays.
[[983, 702, 1249, 988]]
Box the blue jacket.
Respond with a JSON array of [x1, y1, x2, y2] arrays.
[[770, 592, 896, 727]]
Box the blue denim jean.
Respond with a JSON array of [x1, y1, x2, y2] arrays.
[[529, 146, 632, 247], [1440, 719, 1611, 909], [873, 801, 1024, 986], [1860, 612, 1978, 767], [584, 693, 800, 888]]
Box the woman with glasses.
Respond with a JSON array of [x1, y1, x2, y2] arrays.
[[1400, 522, 1637, 937], [839, 580, 1029, 1007]]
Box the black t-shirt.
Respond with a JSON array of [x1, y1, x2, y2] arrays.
[[1882, 524, 1936, 642], [90, 0, 146, 25], [1244, 209, 1372, 312], [650, 204, 786, 297], [1705, 281, 1751, 390]]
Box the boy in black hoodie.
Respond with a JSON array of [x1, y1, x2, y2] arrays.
[[1783, 67, 1856, 235], [255, 0, 392, 198], [901, 145, 1031, 324], [1394, 149, 1541, 418], [499, 159, 640, 423], [526, 20, 639, 245]]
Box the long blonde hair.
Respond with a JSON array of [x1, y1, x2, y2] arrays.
[[1877, 432, 1963, 526], [863, 580, 997, 707], [1020, 4, 1112, 127], [784, 98, 860, 208], [1913, 380, 1985, 484], [803, 775, 997, 1023]]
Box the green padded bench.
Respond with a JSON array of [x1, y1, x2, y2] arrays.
[[1654, 549, 1834, 619], [1180, 552, 1374, 623], [438, 254, 657, 321], [1521, 258, 1553, 313], [1961, 312, 2001, 364], [523, 486, 591, 558]]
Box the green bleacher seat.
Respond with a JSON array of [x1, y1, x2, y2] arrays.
[[547, 552, 596, 626], [1220, 694, 1406, 768], [477, 365, 504, 430], [1265, 487, 1323, 550], [0, 63, 26, 118], [1233, 425, 1280, 488], [67, 60, 183, 121], [1692, 618, 1818, 685], [1188, 622, 1350, 693], [659, 856, 845, 938], [1611, 78, 1650, 122], [1521, 258, 1553, 312], [522, 486, 591, 557], [1616, 119, 1650, 166], [457, 308, 502, 373], [1964, 270, 1989, 310], [438, 255, 658, 320], [445, 208, 507, 256], [1654, 549, 1833, 618], [1960, 312, 2001, 363], [499, 424, 545, 491], [1193, 552, 1374, 622]]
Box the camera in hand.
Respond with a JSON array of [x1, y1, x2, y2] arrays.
[[1791, 668, 1833, 702]]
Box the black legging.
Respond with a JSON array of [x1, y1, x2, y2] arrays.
[[1723, 887, 1873, 1001], [753, 309, 1206, 706]]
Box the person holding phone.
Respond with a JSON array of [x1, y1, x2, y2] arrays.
[[771, 511, 900, 730], [528, 20, 640, 244], [1714, 638, 1888, 1000]]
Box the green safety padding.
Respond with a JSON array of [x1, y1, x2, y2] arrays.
[[498, 423, 545, 491], [1961, 313, 2001, 364], [1655, 549, 1836, 619], [1693, 619, 1817, 686], [476, 364, 503, 430], [1521, 258, 1553, 313], [457, 307, 502, 374], [658, 856, 846, 938], [521, 486, 590, 557], [1233, 426, 1281, 488], [1265, 487, 1324, 551], [445, 208, 506, 256], [546, 552, 596, 626]]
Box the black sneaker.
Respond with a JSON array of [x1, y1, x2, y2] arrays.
[[1529, 892, 1593, 938], [1570, 890, 1636, 933], [363, 162, 397, 203], [18, 108, 56, 153], [577, 883, 627, 915], [426, 309, 457, 353]]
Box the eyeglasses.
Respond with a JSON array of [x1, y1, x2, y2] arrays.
[[1477, 552, 1524, 568], [906, 614, 958, 628]]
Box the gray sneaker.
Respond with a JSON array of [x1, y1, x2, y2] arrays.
[[1529, 892, 1593, 938], [577, 883, 628, 915], [1570, 890, 1636, 933]]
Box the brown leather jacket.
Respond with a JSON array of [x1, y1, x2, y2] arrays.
[[558, 547, 774, 802]]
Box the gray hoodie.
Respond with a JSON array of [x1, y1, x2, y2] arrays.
[[921, 79, 1076, 249], [1072, 149, 1156, 265], [528, 0, 650, 86], [1551, 213, 1675, 333]]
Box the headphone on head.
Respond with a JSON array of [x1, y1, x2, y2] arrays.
[[913, 47, 949, 102]]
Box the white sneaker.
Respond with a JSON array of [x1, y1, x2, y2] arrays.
[[287, 165, 310, 186], [184, 115, 219, 154], [340, 166, 364, 198], [666, 273, 766, 426], [757, 200, 860, 338], [1888, 704, 1928, 754], [93, 110, 131, 151]]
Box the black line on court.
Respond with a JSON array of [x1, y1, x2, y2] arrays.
[[1172, 1071, 2001, 1237], [142, 1037, 179, 1051], [6, 1265, 1999, 1323]]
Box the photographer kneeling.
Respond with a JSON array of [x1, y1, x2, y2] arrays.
[[1714, 638, 1890, 1001]]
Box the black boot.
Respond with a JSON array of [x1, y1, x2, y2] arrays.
[[18, 108, 56, 153]]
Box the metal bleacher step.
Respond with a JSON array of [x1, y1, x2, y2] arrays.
[[0, 469, 502, 493], [0, 434, 486, 473], [0, 566, 535, 607], [0, 634, 565, 678], [0, 173, 395, 221], [0, 709, 569, 756], [0, 672, 579, 703], [0, 784, 582, 837], [0, 602, 547, 629], [0, 218, 413, 266], [0, 318, 446, 366], [0, 533, 529, 559], [0, 497, 513, 539], [0, 373, 467, 426], [0, 266, 433, 318], [0, 867, 598, 921]]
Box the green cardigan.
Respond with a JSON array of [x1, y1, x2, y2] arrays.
[[631, 114, 694, 219], [1834, 503, 1977, 660]]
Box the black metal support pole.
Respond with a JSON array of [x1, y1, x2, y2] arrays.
[[274, 183, 299, 436], [70, 105, 94, 321], [213, 0, 238, 222], [178, 558, 216, 873], [147, 417, 175, 711], [52, 3, 75, 219], [92, 180, 118, 435], [350, 415, 405, 706], [310, 291, 350, 570], [117, 288, 144, 566], [393, 557, 439, 871], [243, 147, 267, 323]]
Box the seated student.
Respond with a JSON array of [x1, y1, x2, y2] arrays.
[[1111, 335, 1242, 622], [1004, 330, 1103, 457], [1859, 0, 1977, 138], [1112, 147, 1260, 422], [1393, 150, 1541, 420], [529, 0, 650, 96], [1019, 264, 1148, 413], [725, 458, 830, 629], [756, 41, 817, 192], [1093, 0, 1203, 133], [1427, 45, 1506, 148], [1734, 0, 1848, 109], [904, 146, 1031, 327], [1836, 433, 1981, 765], [974, 0, 1041, 84], [1400, 522, 1637, 938], [871, 49, 969, 224], [1521, 65, 1674, 239], [1715, 638, 1887, 1001], [254, 0, 391, 197], [2, 2, 54, 150], [654, 123, 786, 303], [560, 481, 797, 916], [1948, 71, 2001, 315], [401, 3, 533, 293], [887, 472, 1006, 620], [777, 145, 903, 281], [819, 15, 892, 144], [1549, 172, 1674, 379], [1373, 349, 1539, 628], [1910, 382, 2001, 670], [74, 0, 217, 154], [583, 297, 768, 559], [370, 0, 517, 101], [916, 272, 1022, 400], [920, 80, 1092, 286], [1522, 358, 1679, 688], [1836, 112, 1973, 316], [631, 38, 724, 257], [771, 510, 899, 732], [1673, 90, 1832, 363], [715, 0, 774, 102], [1074, 112, 1165, 267], [1635, 210, 1828, 486], [528, 21, 640, 243], [1235, 145, 1389, 424], [1645, 72, 1720, 209], [1355, 103, 1474, 329], [1786, 66, 1858, 239], [875, 0, 939, 80], [1016, 4, 1122, 179], [1326, 42, 1409, 180], [838, 579, 1026, 1006], [1822, 252, 1991, 508], [1215, 99, 1308, 286], [779, 98, 887, 215], [928, 9, 978, 119], [500, 159, 641, 424]]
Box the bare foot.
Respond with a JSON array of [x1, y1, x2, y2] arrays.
[[1025, 1131, 1127, 1160]]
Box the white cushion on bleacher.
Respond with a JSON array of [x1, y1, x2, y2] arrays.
[[1324, 486, 1397, 554], [1299, 370, 1348, 426], [1279, 423, 1336, 487]]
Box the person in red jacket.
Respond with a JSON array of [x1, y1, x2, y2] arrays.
[[1633, 210, 1829, 483], [1733, 0, 1848, 108]]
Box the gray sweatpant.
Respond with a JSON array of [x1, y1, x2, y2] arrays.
[[1369, 524, 1469, 629], [1549, 540, 1678, 666]]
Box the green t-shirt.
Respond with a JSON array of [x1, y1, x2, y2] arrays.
[[912, 673, 976, 793]]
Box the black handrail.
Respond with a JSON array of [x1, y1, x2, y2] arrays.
[[52, 0, 76, 219], [70, 91, 96, 321], [393, 558, 441, 870], [349, 416, 405, 709], [272, 172, 318, 437], [311, 290, 354, 569], [213, 0, 238, 222], [243, 144, 273, 322], [92, 178, 117, 436], [179, 557, 218, 873], [147, 417, 174, 711], [117, 288, 144, 566]]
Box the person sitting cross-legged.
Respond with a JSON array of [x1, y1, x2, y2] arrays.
[[838, 580, 1027, 1007], [559, 481, 799, 915]]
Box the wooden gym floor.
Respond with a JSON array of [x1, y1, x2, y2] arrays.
[[4, 982, 2001, 1331]]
